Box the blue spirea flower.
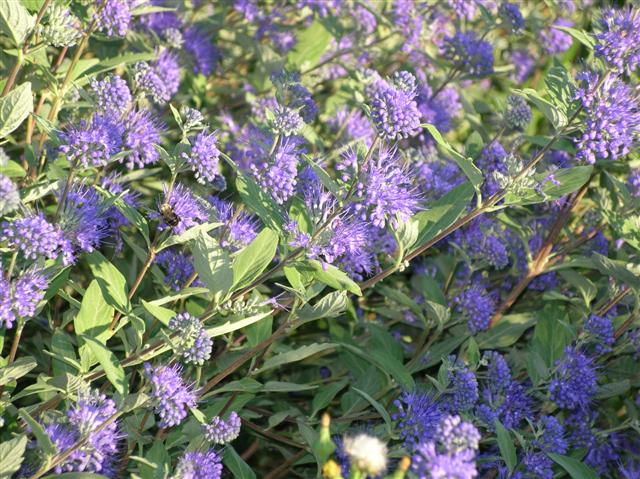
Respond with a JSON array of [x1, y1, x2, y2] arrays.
[[594, 7, 640, 74], [168, 312, 213, 365], [585, 314, 615, 355], [59, 113, 124, 168], [476, 142, 508, 197], [511, 49, 535, 83], [204, 411, 242, 445], [182, 130, 221, 184], [368, 71, 421, 140], [522, 452, 554, 479], [541, 19, 573, 54], [184, 27, 220, 75], [442, 32, 494, 78], [549, 346, 598, 410], [272, 103, 304, 136], [414, 148, 464, 201], [208, 196, 259, 251], [121, 109, 164, 169], [45, 389, 121, 476], [297, 0, 342, 17], [138, 0, 182, 34], [95, 0, 133, 37], [100, 173, 140, 253], [476, 351, 532, 430], [566, 409, 620, 475], [455, 217, 509, 269], [455, 283, 496, 335], [250, 136, 304, 205], [0, 270, 47, 329], [504, 95, 532, 130], [499, 3, 524, 34], [91, 74, 132, 113], [327, 107, 376, 146], [156, 249, 202, 291], [416, 84, 461, 134], [270, 72, 317, 123], [393, 391, 444, 450], [411, 415, 480, 479], [392, 0, 422, 52], [574, 72, 640, 164], [173, 449, 223, 479], [537, 415, 568, 454], [1, 213, 66, 262], [445, 358, 478, 412], [447, 0, 476, 20], [133, 50, 181, 104], [0, 174, 20, 216], [342, 144, 420, 228], [154, 183, 208, 234], [144, 363, 197, 428], [58, 185, 109, 262]]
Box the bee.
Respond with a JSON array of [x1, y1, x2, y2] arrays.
[[159, 203, 180, 228]]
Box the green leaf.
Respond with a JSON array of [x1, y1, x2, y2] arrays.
[[0, 435, 28, 479], [19, 409, 55, 457], [352, 387, 393, 435], [477, 313, 536, 348], [223, 446, 257, 479], [51, 330, 78, 376], [301, 260, 362, 296], [340, 343, 414, 390], [83, 336, 128, 396], [414, 182, 475, 248], [494, 420, 517, 473], [206, 311, 272, 338], [423, 124, 484, 189], [591, 253, 640, 291], [299, 291, 348, 322], [232, 228, 279, 291], [236, 172, 284, 233], [554, 26, 595, 49], [548, 453, 599, 479], [512, 88, 567, 129], [311, 379, 348, 417], [0, 356, 36, 386], [288, 20, 331, 70], [0, 160, 26, 178], [157, 222, 220, 252], [502, 166, 592, 205], [141, 300, 175, 326], [0, 82, 33, 138], [86, 251, 130, 313], [545, 62, 576, 117], [262, 381, 318, 392], [256, 343, 336, 374], [76, 281, 115, 369], [191, 230, 233, 300], [532, 311, 573, 368], [95, 186, 150, 245], [304, 156, 341, 198], [0, 0, 34, 46]]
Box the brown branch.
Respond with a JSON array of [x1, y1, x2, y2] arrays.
[[490, 180, 591, 327]]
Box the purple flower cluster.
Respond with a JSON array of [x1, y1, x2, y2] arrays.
[[504, 95, 532, 130], [412, 415, 480, 479], [549, 346, 598, 410], [209, 196, 258, 251], [442, 32, 494, 78], [91, 75, 132, 113], [59, 114, 124, 168], [584, 314, 615, 355], [144, 363, 197, 428], [121, 110, 164, 169], [393, 391, 444, 450], [499, 3, 525, 34], [454, 283, 496, 335], [445, 358, 479, 413], [45, 390, 121, 476], [594, 7, 640, 74], [328, 107, 376, 146], [95, 0, 133, 37], [250, 136, 304, 205], [541, 19, 573, 54], [1, 214, 67, 263], [184, 27, 220, 76], [204, 411, 242, 444], [173, 449, 223, 479], [344, 145, 420, 228], [0, 270, 47, 329], [182, 130, 221, 184], [368, 71, 421, 140], [133, 50, 181, 104], [575, 72, 640, 164], [156, 249, 201, 290], [0, 174, 20, 216], [168, 312, 213, 365]]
